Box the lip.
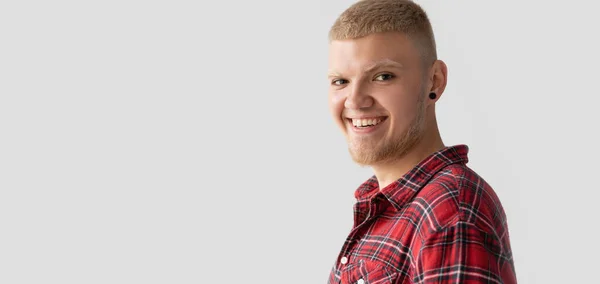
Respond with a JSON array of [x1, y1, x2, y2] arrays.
[[346, 116, 386, 120], [346, 116, 388, 134]]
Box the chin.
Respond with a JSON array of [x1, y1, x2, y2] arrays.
[[348, 133, 423, 166], [348, 146, 383, 166]]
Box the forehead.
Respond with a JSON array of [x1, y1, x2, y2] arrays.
[[328, 32, 420, 73]]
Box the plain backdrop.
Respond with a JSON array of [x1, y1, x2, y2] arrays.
[[1, 0, 599, 283]]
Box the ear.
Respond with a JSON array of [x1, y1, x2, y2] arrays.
[[428, 60, 448, 101]]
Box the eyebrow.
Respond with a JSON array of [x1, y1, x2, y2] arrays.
[[327, 58, 404, 78], [364, 59, 404, 73]]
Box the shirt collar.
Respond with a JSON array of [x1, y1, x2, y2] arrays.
[[354, 144, 470, 210]]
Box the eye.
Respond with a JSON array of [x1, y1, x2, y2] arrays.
[[374, 73, 395, 81], [331, 79, 348, 86]]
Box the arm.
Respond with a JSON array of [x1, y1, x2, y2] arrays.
[[413, 222, 517, 284]]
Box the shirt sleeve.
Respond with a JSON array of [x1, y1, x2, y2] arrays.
[[413, 221, 517, 284]]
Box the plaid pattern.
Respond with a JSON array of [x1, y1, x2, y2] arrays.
[[328, 145, 517, 284]]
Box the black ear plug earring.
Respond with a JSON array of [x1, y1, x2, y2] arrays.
[[429, 92, 437, 99]]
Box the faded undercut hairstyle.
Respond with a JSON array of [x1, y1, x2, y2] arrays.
[[328, 0, 437, 66]]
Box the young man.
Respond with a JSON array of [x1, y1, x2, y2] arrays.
[[326, 0, 517, 283]]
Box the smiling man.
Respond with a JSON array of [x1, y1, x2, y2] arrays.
[[326, 1, 517, 283]]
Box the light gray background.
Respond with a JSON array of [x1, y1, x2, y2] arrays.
[[1, 0, 598, 283]]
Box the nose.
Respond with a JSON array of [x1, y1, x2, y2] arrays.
[[344, 82, 374, 110]]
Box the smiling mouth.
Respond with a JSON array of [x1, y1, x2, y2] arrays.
[[347, 117, 388, 128]]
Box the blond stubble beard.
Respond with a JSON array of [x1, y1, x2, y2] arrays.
[[347, 95, 427, 166]]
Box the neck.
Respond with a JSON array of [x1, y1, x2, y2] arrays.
[[372, 116, 445, 190]]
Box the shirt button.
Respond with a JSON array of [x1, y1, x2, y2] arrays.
[[357, 279, 365, 284], [340, 256, 348, 264]]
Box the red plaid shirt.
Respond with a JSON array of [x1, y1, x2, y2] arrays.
[[328, 145, 517, 284]]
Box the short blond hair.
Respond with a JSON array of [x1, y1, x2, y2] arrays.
[[329, 0, 437, 66]]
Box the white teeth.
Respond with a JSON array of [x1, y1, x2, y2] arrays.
[[351, 118, 383, 127]]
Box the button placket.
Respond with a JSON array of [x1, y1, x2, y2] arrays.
[[337, 200, 370, 269]]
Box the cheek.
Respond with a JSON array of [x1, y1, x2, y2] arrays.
[[328, 91, 347, 130], [328, 91, 345, 117], [380, 96, 419, 127]]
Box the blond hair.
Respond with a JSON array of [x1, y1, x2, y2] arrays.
[[329, 0, 437, 66]]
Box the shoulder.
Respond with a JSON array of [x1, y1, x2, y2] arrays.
[[412, 163, 509, 238]]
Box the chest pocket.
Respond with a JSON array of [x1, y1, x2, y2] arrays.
[[340, 259, 398, 284]]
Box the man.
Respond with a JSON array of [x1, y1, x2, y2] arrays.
[[326, 0, 517, 283]]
